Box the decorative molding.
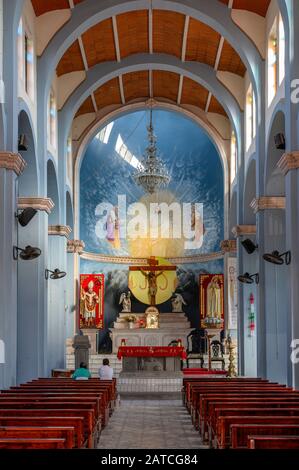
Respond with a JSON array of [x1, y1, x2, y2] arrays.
[[221, 240, 237, 253], [80, 251, 224, 265], [278, 151, 299, 176], [250, 197, 286, 214], [67, 239, 85, 254], [232, 225, 256, 238], [18, 197, 55, 214], [48, 225, 72, 238], [0, 152, 26, 175]]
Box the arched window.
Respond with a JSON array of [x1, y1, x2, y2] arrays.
[[279, 14, 285, 85], [268, 14, 285, 105], [246, 84, 255, 152], [48, 90, 57, 150], [17, 18, 35, 101], [67, 136, 73, 184], [230, 131, 237, 184]]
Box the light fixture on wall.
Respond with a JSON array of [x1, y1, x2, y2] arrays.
[[263, 250, 291, 265], [13, 245, 41, 261], [18, 134, 28, 151], [238, 272, 259, 284], [241, 238, 258, 254], [274, 132, 285, 150], [16, 208, 37, 227], [45, 268, 66, 280]]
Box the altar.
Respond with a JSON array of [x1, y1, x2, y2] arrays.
[[117, 346, 187, 372], [111, 312, 192, 353]]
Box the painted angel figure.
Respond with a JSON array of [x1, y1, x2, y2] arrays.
[[119, 291, 131, 313], [171, 293, 187, 313]]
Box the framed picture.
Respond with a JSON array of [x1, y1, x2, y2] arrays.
[[79, 274, 104, 329], [199, 274, 224, 329]]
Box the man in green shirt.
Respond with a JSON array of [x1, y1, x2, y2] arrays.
[[72, 362, 92, 380]]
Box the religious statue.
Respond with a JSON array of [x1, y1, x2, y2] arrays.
[[119, 291, 131, 312], [140, 269, 164, 305], [171, 293, 187, 312], [145, 306, 159, 329], [106, 206, 120, 249], [80, 280, 99, 328], [207, 276, 222, 319]]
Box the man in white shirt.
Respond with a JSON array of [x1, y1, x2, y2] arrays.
[[99, 358, 113, 380]]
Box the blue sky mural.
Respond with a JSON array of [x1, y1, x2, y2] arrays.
[[80, 109, 224, 257], [79, 110, 224, 338]]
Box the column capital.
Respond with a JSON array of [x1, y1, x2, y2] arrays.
[[250, 196, 286, 214], [278, 151, 299, 176], [0, 152, 26, 175], [221, 239, 237, 253], [232, 225, 256, 238], [67, 239, 85, 254], [48, 225, 72, 238], [18, 197, 55, 214]]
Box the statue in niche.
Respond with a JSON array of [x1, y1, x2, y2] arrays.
[[207, 276, 222, 319], [119, 291, 131, 312], [171, 293, 187, 313]]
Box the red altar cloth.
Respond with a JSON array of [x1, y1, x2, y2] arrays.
[[117, 346, 187, 360]]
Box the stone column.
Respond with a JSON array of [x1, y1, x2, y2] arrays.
[[232, 225, 257, 376], [0, 152, 26, 389], [47, 225, 71, 376], [67, 239, 85, 337], [251, 196, 289, 385], [278, 152, 299, 388], [16, 197, 54, 384]]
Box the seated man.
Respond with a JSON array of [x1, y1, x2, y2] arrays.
[[99, 358, 113, 380], [72, 361, 91, 380]]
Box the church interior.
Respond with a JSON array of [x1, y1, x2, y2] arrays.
[[1, 0, 299, 452]]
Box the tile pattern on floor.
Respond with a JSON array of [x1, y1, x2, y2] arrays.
[[98, 398, 208, 449]]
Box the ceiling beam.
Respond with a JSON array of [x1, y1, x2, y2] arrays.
[[91, 93, 98, 113], [149, 7, 153, 54], [149, 70, 153, 98], [78, 36, 89, 71], [177, 75, 183, 105], [205, 92, 212, 113], [112, 15, 121, 62], [68, 0, 75, 9], [181, 15, 189, 62], [119, 75, 126, 104]]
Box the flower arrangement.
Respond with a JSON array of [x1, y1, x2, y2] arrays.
[[125, 315, 137, 323]]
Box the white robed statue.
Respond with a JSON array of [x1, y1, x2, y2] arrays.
[[206, 276, 222, 319], [119, 291, 131, 312], [171, 293, 187, 313]]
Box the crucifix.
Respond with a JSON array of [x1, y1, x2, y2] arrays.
[[129, 257, 176, 306]]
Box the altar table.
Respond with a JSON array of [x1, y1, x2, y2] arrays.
[[117, 346, 187, 372]]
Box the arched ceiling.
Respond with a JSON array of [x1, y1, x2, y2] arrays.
[[31, 0, 271, 18], [74, 71, 226, 118]]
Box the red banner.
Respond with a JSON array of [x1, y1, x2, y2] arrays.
[[200, 273, 224, 329], [117, 346, 187, 360], [79, 274, 104, 329]]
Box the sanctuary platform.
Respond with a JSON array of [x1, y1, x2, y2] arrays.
[[111, 312, 192, 353]]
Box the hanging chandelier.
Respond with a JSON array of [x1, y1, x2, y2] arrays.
[[133, 110, 171, 194]]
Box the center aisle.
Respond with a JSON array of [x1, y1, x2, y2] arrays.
[[98, 399, 207, 449]]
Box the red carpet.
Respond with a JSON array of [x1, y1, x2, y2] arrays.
[[182, 368, 227, 375]]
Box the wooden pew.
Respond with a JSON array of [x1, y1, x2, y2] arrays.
[[0, 416, 84, 448], [215, 416, 299, 449], [0, 403, 96, 448], [231, 424, 299, 449], [0, 409, 93, 447], [0, 438, 66, 449], [248, 435, 299, 449], [204, 399, 299, 438], [0, 426, 74, 449]]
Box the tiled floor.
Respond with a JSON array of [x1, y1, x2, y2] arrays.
[[98, 398, 207, 449]]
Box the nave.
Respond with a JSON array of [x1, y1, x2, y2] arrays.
[[99, 398, 206, 450]]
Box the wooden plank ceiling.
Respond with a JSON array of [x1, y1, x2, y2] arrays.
[[75, 71, 226, 118], [32, 1, 271, 18]]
